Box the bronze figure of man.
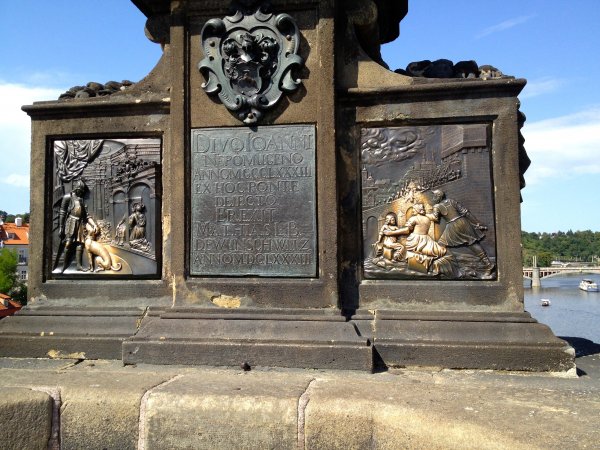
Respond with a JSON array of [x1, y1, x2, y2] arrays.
[[53, 180, 97, 273], [429, 189, 494, 275]]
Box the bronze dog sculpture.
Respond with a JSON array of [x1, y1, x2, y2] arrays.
[[84, 223, 122, 272]]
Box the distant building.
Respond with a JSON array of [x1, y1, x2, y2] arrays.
[[0, 217, 29, 282]]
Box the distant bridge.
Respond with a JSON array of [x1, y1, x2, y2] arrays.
[[523, 266, 600, 279], [523, 266, 600, 286]]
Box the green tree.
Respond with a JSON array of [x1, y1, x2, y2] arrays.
[[522, 230, 600, 265], [0, 248, 18, 294], [0, 212, 31, 223], [537, 251, 554, 267], [10, 282, 27, 306]]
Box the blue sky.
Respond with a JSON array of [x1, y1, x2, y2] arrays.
[[1, 1, 599, 232]]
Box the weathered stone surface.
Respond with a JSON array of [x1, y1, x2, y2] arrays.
[[124, 314, 373, 371], [0, 357, 79, 370], [59, 371, 172, 450], [1, 360, 175, 450], [142, 370, 313, 449], [305, 366, 600, 449], [0, 388, 53, 450], [0, 308, 145, 359], [367, 313, 575, 372], [0, 355, 599, 449]]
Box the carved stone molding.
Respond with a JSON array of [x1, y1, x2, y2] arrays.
[[198, 2, 304, 124]]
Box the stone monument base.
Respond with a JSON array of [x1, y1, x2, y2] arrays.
[[0, 306, 574, 373], [123, 308, 374, 371], [1, 353, 598, 449], [355, 311, 575, 372], [0, 306, 145, 360]]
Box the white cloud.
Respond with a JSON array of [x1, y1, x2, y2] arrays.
[[522, 107, 600, 185], [0, 81, 61, 125], [1, 174, 29, 188], [0, 81, 61, 209], [477, 15, 535, 39], [521, 77, 564, 99]]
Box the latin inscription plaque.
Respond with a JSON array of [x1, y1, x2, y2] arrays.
[[190, 125, 317, 277]]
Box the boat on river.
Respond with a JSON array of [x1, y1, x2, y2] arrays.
[[579, 279, 599, 292], [540, 299, 551, 306]]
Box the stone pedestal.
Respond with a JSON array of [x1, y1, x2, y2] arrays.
[[360, 311, 574, 372], [124, 308, 373, 370], [0, 305, 145, 360], [0, 0, 574, 373]]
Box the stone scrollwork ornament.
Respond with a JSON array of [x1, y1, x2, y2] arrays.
[[198, 1, 304, 124]]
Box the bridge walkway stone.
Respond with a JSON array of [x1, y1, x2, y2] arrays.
[[0, 349, 599, 449]]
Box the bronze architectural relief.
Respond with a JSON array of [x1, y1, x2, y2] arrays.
[[361, 125, 496, 280], [198, 1, 304, 124], [50, 138, 161, 277]]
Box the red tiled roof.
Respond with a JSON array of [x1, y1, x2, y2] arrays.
[[0, 222, 29, 245], [0, 293, 22, 317]]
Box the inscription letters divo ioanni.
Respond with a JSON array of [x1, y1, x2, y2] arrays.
[[190, 125, 317, 277]]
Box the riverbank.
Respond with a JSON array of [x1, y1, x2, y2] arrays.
[[1, 342, 599, 449]]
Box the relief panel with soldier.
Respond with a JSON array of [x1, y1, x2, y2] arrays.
[[50, 138, 161, 277], [361, 125, 496, 280]]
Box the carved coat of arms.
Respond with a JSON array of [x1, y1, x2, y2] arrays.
[[198, 2, 304, 124]]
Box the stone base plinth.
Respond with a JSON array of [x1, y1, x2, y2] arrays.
[[0, 306, 574, 373], [123, 308, 374, 371], [0, 306, 146, 360], [2, 352, 599, 449], [354, 311, 575, 372]]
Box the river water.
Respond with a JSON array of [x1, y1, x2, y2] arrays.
[[524, 273, 600, 343]]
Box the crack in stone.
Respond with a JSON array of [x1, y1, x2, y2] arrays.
[[133, 307, 150, 335]]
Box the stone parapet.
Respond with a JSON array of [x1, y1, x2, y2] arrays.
[[0, 387, 53, 450], [1, 352, 598, 449]]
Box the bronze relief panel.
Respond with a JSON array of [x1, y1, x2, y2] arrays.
[[361, 125, 496, 280], [49, 138, 161, 277]]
